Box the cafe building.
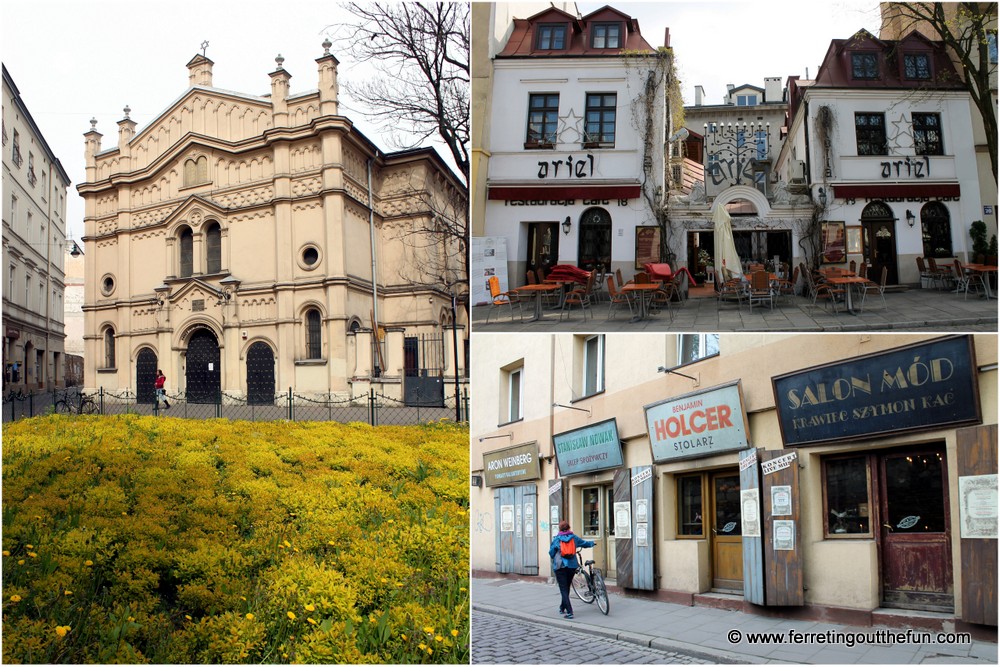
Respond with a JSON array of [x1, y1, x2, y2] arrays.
[[470, 333, 997, 630], [477, 6, 669, 292]]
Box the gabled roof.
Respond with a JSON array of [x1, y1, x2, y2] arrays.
[[497, 4, 656, 57]]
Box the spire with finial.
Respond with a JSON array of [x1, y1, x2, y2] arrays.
[[275, 54, 285, 70], [90, 117, 98, 131], [316, 39, 339, 115], [123, 105, 131, 120], [322, 37, 332, 56]]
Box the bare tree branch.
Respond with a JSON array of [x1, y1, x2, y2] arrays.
[[329, 1, 470, 185]]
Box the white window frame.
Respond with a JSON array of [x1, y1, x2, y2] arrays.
[[582, 334, 605, 397], [677, 334, 720, 366], [505, 366, 523, 424]]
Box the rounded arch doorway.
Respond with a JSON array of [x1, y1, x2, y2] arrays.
[[577, 207, 612, 272], [136, 348, 158, 404], [246, 341, 275, 406], [185, 328, 220, 403], [860, 201, 899, 285]]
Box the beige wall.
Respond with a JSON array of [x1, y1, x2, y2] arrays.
[[472, 333, 997, 617]]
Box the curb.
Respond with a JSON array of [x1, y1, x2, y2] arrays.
[[473, 602, 764, 664]]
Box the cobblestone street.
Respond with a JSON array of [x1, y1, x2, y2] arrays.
[[472, 610, 717, 664]]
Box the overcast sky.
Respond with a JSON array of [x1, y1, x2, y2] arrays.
[[4, 1, 882, 244]]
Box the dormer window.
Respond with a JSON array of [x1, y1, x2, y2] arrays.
[[851, 52, 880, 80], [536, 24, 567, 50], [736, 94, 758, 106], [591, 23, 621, 49], [903, 53, 931, 80]]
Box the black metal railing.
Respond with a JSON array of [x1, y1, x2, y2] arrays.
[[2, 386, 470, 426]]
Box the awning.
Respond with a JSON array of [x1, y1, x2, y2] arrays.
[[832, 183, 960, 199], [487, 185, 642, 200]]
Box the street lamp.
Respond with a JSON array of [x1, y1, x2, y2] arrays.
[[562, 216, 572, 235], [905, 209, 916, 227]]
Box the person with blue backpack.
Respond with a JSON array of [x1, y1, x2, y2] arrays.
[[549, 520, 595, 619]]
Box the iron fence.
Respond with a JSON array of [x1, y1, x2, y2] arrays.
[[2, 386, 470, 426]]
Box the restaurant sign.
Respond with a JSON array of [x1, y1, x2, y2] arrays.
[[553, 418, 624, 477], [483, 442, 541, 487], [773, 336, 980, 447], [644, 381, 751, 463]]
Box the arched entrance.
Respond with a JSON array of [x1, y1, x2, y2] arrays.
[[920, 202, 952, 259], [246, 342, 275, 405], [185, 328, 220, 403], [136, 348, 157, 404], [861, 201, 899, 285], [577, 207, 612, 271]]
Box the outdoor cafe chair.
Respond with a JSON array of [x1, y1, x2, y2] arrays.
[[774, 265, 799, 303], [606, 276, 634, 320], [649, 280, 677, 321], [927, 257, 954, 290], [560, 271, 594, 321], [805, 268, 844, 313], [486, 275, 523, 323], [859, 265, 888, 313], [615, 268, 625, 289], [915, 256, 939, 289], [747, 270, 774, 312], [717, 278, 745, 308]]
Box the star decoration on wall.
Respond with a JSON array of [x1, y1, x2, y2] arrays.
[[887, 113, 912, 153], [557, 108, 583, 145]]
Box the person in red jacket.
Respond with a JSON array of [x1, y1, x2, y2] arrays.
[[154, 369, 170, 410]]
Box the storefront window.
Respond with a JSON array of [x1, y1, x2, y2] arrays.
[[582, 487, 601, 538], [714, 475, 742, 536], [823, 456, 872, 537], [678, 475, 703, 536], [883, 452, 946, 533]]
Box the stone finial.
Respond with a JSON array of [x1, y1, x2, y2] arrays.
[[123, 105, 131, 119], [89, 117, 98, 131], [275, 54, 285, 69], [322, 38, 332, 56]]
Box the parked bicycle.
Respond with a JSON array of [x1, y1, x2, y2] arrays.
[[55, 391, 99, 415], [571, 546, 609, 614]]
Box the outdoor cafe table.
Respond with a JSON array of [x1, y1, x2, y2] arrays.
[[514, 283, 563, 322], [963, 263, 998, 299], [621, 283, 661, 322], [822, 273, 869, 314]]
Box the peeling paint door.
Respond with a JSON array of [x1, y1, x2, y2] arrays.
[[879, 447, 953, 612]]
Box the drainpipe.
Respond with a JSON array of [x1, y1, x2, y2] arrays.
[[366, 156, 379, 374]]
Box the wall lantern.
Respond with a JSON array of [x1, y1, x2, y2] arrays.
[[817, 187, 827, 207], [562, 216, 572, 235], [470, 474, 483, 487], [906, 209, 916, 227]]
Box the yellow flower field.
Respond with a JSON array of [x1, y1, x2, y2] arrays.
[[1, 415, 469, 664]]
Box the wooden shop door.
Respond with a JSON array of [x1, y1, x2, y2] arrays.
[[710, 471, 743, 592]]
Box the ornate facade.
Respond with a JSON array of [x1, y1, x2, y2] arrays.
[[78, 47, 467, 406]]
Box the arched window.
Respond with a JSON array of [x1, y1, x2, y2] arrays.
[[179, 226, 193, 277], [577, 207, 613, 272], [921, 202, 952, 258], [306, 309, 322, 359], [206, 222, 222, 273], [183, 156, 209, 187], [103, 327, 116, 369]]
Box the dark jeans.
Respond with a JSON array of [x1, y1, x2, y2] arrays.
[[555, 566, 575, 615]]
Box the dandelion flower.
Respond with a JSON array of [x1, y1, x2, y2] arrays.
[[17, 559, 24, 565], [28, 552, 37, 558], [241, 596, 247, 601], [307, 618, 317, 625], [424, 626, 434, 634], [327, 540, 335, 546], [287, 611, 296, 621], [55, 625, 71, 638], [451, 629, 459, 637], [380, 578, 388, 583], [2, 550, 9, 556], [10, 595, 21, 603], [283, 540, 291, 548], [426, 648, 434, 655], [245, 613, 255, 621], [304, 604, 315, 612], [64, 590, 73, 596], [84, 560, 94, 567], [435, 635, 443, 642], [418, 643, 427, 651], [396, 582, 404, 588], [401, 634, 408, 641], [185, 615, 192, 621], [460, 587, 467, 593], [25, 544, 33, 549]]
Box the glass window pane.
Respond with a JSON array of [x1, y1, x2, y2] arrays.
[[509, 369, 521, 421], [584, 335, 602, 395], [582, 487, 600, 537], [714, 475, 742, 536], [679, 476, 703, 536], [884, 452, 946, 533], [825, 457, 871, 534]]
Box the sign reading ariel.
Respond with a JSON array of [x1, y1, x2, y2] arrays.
[[553, 418, 624, 477], [773, 336, 980, 447], [644, 381, 751, 463]]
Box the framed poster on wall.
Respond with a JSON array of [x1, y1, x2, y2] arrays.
[[821, 221, 846, 264], [635, 227, 661, 269], [846, 226, 862, 255]]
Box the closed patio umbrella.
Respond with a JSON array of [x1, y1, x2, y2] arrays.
[[713, 204, 743, 282]]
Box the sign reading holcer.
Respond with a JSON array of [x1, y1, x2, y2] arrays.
[[483, 442, 541, 487], [773, 336, 981, 447], [553, 418, 625, 477], [644, 381, 750, 463]]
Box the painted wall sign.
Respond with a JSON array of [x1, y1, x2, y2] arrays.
[[958, 474, 997, 539], [772, 336, 980, 447], [536, 153, 595, 179], [761, 451, 798, 476], [879, 155, 930, 179], [644, 381, 750, 462], [483, 442, 541, 487], [553, 418, 625, 476]]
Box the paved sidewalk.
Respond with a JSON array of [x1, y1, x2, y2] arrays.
[[472, 577, 998, 664], [472, 287, 998, 332]]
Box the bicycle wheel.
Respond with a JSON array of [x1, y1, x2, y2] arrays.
[[592, 569, 610, 615], [80, 398, 99, 415], [54, 400, 73, 415], [571, 569, 595, 603]]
